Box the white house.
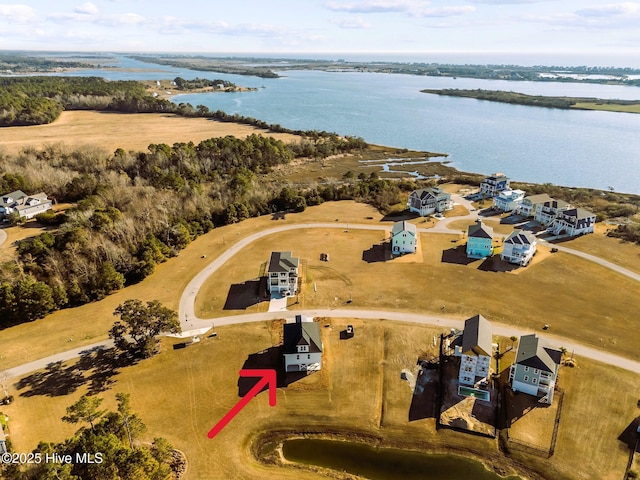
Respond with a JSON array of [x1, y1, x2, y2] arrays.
[[549, 207, 596, 236], [407, 187, 453, 217], [454, 314, 493, 388], [501, 230, 537, 266], [509, 334, 562, 404], [391, 221, 417, 254], [0, 190, 53, 219], [0, 423, 6, 454], [493, 189, 525, 212], [480, 173, 510, 197], [268, 251, 299, 297], [518, 193, 553, 217], [283, 315, 323, 373], [534, 198, 571, 226]]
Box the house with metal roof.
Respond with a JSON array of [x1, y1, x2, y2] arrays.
[[454, 314, 493, 389], [407, 187, 453, 217], [391, 221, 417, 254], [509, 334, 562, 404], [501, 230, 537, 266], [493, 189, 525, 212], [0, 190, 53, 219], [534, 198, 571, 226], [466, 219, 494, 259], [549, 207, 596, 236], [480, 173, 510, 198], [283, 315, 323, 373], [267, 251, 299, 297]]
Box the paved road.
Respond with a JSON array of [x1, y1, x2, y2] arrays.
[[0, 229, 7, 248]]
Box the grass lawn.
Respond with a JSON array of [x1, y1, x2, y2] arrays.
[[3, 320, 638, 480], [572, 103, 640, 114]]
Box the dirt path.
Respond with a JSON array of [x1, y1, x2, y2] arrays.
[[0, 229, 6, 248]]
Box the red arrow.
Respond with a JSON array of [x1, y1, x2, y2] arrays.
[[207, 369, 277, 439]]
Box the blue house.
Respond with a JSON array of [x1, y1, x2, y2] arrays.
[[466, 219, 494, 259]]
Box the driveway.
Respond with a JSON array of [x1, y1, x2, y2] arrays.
[[268, 295, 288, 312]]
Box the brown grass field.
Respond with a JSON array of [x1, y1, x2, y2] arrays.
[[3, 319, 638, 480], [0, 111, 299, 154]]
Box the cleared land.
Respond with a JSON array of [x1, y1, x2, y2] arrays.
[[0, 111, 299, 154], [3, 320, 638, 480]]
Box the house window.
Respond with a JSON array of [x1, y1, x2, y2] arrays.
[[533, 369, 539, 375], [532, 378, 537, 384], [307, 354, 310, 359], [524, 375, 529, 382], [296, 355, 299, 360], [523, 366, 529, 372]]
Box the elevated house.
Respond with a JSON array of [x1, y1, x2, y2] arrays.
[[501, 230, 537, 266], [407, 187, 453, 217], [534, 198, 571, 226], [283, 315, 323, 373], [0, 423, 6, 454], [0, 190, 53, 219], [268, 251, 299, 297], [518, 193, 553, 217], [391, 221, 417, 254], [493, 189, 525, 212], [480, 173, 510, 198], [509, 334, 562, 404], [549, 207, 596, 236], [454, 314, 493, 389], [466, 219, 494, 259]]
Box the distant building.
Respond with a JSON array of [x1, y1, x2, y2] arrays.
[[466, 219, 494, 259], [549, 207, 596, 236], [493, 189, 525, 212], [454, 314, 493, 388], [534, 198, 571, 226], [268, 251, 299, 297], [407, 187, 453, 217], [509, 334, 562, 404], [0, 190, 53, 219], [391, 221, 417, 255], [283, 315, 323, 373], [0, 423, 6, 454], [518, 193, 553, 217], [480, 173, 510, 198], [501, 230, 537, 266]]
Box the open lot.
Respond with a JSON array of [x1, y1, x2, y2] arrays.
[[3, 320, 638, 480], [0, 111, 299, 154]]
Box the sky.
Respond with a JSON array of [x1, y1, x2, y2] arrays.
[[1, 0, 640, 65]]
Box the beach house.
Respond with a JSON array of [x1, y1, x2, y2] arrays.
[[391, 221, 417, 254], [534, 198, 571, 226], [518, 193, 553, 217], [493, 189, 525, 212], [0, 190, 53, 219], [407, 187, 453, 217], [549, 207, 596, 236], [466, 219, 494, 259], [501, 230, 537, 266], [283, 315, 323, 373], [268, 251, 299, 297], [480, 173, 510, 198], [454, 314, 493, 388], [509, 334, 562, 404]]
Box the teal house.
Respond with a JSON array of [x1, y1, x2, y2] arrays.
[[466, 219, 494, 259]]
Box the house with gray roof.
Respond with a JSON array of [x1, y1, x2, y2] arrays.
[[534, 198, 571, 226], [501, 230, 537, 266], [466, 219, 494, 259], [0, 190, 53, 219], [518, 193, 553, 217], [454, 314, 493, 388], [509, 334, 562, 404], [549, 207, 596, 236], [407, 187, 453, 217], [480, 173, 510, 197], [268, 251, 299, 297], [283, 315, 323, 373], [391, 220, 417, 254]]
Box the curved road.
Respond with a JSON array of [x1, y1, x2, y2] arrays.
[[5, 201, 640, 380]]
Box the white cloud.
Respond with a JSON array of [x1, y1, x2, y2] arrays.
[[332, 16, 371, 28], [470, 0, 550, 4], [325, 0, 430, 14], [418, 5, 475, 17], [0, 3, 37, 23], [74, 2, 99, 15], [576, 2, 640, 17], [522, 2, 640, 29], [97, 13, 146, 26]]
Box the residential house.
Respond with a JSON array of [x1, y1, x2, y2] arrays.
[[407, 187, 453, 217], [518, 193, 553, 217], [0, 190, 53, 219], [534, 198, 571, 226], [454, 314, 493, 388], [549, 207, 596, 236], [501, 230, 537, 266], [509, 334, 562, 404], [283, 315, 323, 373], [479, 173, 510, 197], [0, 423, 6, 454], [493, 189, 525, 212], [466, 219, 494, 259], [391, 221, 417, 254], [268, 251, 299, 297]]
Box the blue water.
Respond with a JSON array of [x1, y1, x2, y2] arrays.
[[36, 55, 640, 193]]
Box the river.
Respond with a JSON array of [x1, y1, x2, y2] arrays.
[[50, 55, 640, 194]]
